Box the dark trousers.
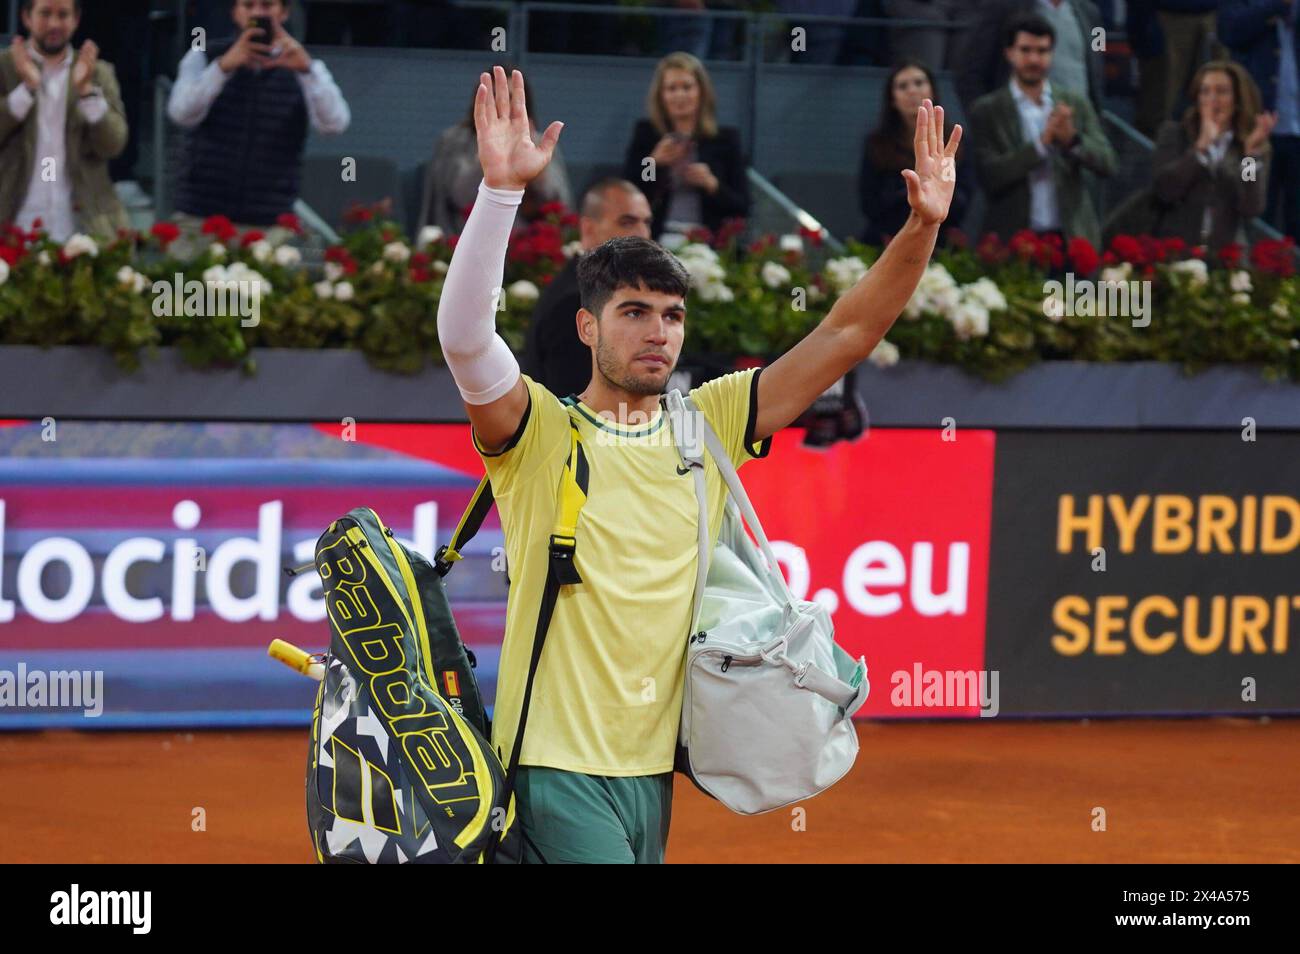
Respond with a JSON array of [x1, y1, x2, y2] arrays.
[[1267, 134, 1300, 242]]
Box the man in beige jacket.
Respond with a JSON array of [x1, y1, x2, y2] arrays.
[[0, 0, 129, 241]]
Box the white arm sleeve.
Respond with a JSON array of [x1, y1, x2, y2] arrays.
[[436, 179, 525, 405]]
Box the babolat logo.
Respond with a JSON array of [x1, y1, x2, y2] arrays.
[[318, 533, 480, 813], [49, 884, 151, 934]]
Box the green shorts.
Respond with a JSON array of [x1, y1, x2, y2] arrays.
[[515, 766, 674, 864]]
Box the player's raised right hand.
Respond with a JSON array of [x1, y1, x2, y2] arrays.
[[474, 65, 563, 192]]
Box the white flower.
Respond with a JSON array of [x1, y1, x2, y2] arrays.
[[694, 280, 734, 303], [808, 283, 826, 302], [314, 280, 335, 299], [417, 225, 444, 248], [676, 242, 718, 263], [902, 262, 960, 318], [208, 243, 227, 260], [761, 261, 792, 288], [562, 240, 584, 260], [964, 276, 1007, 312], [226, 262, 272, 296], [679, 249, 726, 287], [825, 256, 868, 294], [369, 261, 386, 276], [63, 233, 98, 259], [273, 244, 301, 268], [37, 250, 52, 267], [1101, 264, 1132, 285], [115, 266, 148, 294], [382, 241, 411, 263], [778, 234, 803, 253], [202, 264, 227, 285], [1272, 301, 1292, 318], [1230, 270, 1252, 293], [950, 300, 990, 339], [1290, 338, 1299, 350], [323, 262, 343, 282], [1169, 258, 1208, 287], [431, 259, 449, 274], [1231, 292, 1251, 305], [0, 258, 9, 285], [249, 239, 273, 263], [334, 281, 355, 302], [507, 280, 540, 303], [867, 338, 899, 368]]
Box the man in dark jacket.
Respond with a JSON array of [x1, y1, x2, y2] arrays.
[[1218, 0, 1300, 240], [522, 179, 654, 398], [957, 0, 1105, 113], [166, 0, 349, 235], [969, 13, 1117, 247]]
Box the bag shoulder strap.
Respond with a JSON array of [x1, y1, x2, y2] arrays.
[[670, 391, 796, 608], [663, 389, 711, 638]]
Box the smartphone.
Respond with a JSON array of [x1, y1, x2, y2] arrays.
[[251, 15, 274, 44]]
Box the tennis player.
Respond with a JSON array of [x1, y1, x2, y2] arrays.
[[437, 65, 961, 863]]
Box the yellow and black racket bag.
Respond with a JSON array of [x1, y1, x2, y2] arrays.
[[305, 503, 520, 864]]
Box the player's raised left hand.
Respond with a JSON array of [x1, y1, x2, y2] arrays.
[[474, 65, 563, 192], [901, 98, 962, 227]]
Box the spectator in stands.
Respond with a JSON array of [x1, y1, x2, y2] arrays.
[[1218, 0, 1300, 241], [1150, 60, 1274, 247], [622, 51, 749, 246], [1133, 2, 1225, 137], [0, 0, 129, 241], [858, 59, 972, 244], [419, 65, 573, 235], [522, 179, 655, 398], [167, 0, 349, 240], [881, 0, 964, 70], [969, 14, 1117, 247], [957, 0, 1105, 112]]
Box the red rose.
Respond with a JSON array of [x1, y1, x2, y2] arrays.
[[539, 201, 568, 218], [276, 212, 303, 234], [411, 251, 432, 268], [1067, 237, 1100, 276], [201, 215, 238, 242], [1216, 243, 1243, 267], [343, 204, 373, 225], [540, 272, 554, 285], [240, 230, 266, 247], [0, 244, 20, 266], [976, 232, 1007, 264], [149, 222, 179, 247], [1110, 234, 1144, 265], [1159, 236, 1187, 259], [409, 266, 432, 284], [686, 226, 713, 245]]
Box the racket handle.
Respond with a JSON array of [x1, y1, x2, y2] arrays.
[[268, 638, 325, 681]]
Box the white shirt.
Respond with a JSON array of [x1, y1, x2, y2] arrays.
[[1009, 78, 1060, 231], [5, 42, 110, 242], [1196, 128, 1234, 241], [167, 46, 350, 134]]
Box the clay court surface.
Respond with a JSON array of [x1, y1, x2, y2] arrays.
[[3, 718, 1297, 863]]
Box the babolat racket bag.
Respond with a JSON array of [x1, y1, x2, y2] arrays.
[[305, 503, 521, 864]]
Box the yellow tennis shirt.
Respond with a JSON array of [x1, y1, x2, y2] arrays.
[[475, 368, 771, 776]]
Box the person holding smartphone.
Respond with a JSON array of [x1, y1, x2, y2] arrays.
[[621, 51, 749, 247], [166, 0, 350, 245]]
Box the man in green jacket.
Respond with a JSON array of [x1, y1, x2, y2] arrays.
[[969, 13, 1117, 248], [0, 0, 129, 241]]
